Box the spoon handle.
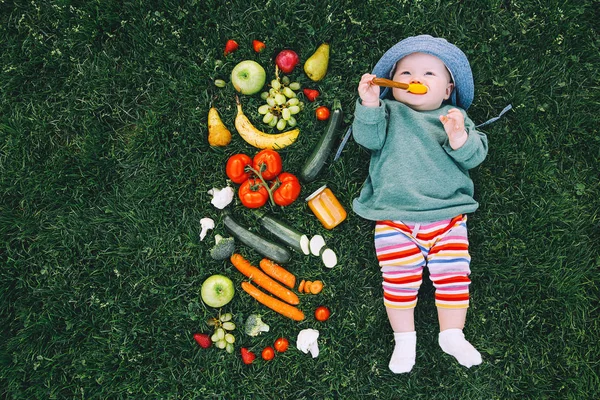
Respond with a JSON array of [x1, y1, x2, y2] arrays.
[[371, 78, 409, 90]]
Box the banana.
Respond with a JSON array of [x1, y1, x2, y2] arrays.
[[235, 96, 300, 150]]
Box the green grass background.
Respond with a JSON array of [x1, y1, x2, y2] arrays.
[[1, 0, 598, 398]]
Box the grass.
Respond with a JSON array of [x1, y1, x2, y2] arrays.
[[1, 0, 598, 398]]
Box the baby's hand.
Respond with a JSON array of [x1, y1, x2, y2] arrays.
[[440, 109, 468, 150], [358, 73, 380, 107]]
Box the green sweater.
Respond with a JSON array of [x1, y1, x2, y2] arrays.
[[352, 99, 488, 222]]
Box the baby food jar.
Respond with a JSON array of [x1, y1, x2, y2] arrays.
[[306, 185, 347, 230]]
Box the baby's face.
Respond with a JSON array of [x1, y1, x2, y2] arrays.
[[391, 52, 454, 111]]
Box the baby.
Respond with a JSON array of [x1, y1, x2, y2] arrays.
[[352, 35, 487, 373]]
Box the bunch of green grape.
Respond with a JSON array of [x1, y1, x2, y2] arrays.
[[207, 312, 236, 353], [258, 75, 304, 131]]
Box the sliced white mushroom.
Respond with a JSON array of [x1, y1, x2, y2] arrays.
[[321, 248, 337, 268], [300, 235, 311, 255], [309, 235, 326, 256]]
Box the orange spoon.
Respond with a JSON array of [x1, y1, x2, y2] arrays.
[[371, 77, 428, 94]]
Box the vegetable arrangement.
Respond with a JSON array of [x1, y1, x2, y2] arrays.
[[241, 281, 305, 321], [259, 258, 296, 288], [300, 99, 344, 182], [198, 38, 342, 366], [298, 279, 324, 295], [225, 149, 301, 208], [223, 212, 292, 264], [231, 253, 299, 305]]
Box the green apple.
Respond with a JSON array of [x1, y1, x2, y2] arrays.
[[201, 274, 235, 308], [231, 60, 266, 95]]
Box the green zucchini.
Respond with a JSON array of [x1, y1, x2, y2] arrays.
[[254, 211, 310, 255], [223, 212, 292, 264], [300, 99, 343, 182]]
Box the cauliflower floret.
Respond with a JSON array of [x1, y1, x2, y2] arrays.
[[199, 217, 215, 241]]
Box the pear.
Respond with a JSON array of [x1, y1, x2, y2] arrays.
[[303, 43, 330, 82], [207, 107, 232, 147]]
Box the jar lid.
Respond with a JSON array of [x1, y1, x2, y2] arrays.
[[305, 185, 327, 202]]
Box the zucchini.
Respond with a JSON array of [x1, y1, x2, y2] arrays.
[[223, 212, 292, 264], [299, 99, 343, 182], [254, 211, 310, 255]]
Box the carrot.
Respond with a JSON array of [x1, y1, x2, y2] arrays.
[[298, 279, 305, 293], [241, 281, 305, 321], [310, 280, 324, 294], [259, 258, 296, 288], [304, 281, 313, 294], [230, 253, 299, 305]]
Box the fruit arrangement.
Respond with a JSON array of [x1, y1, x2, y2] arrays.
[[207, 107, 231, 147], [257, 68, 304, 131], [235, 96, 300, 149], [200, 274, 235, 308], [207, 312, 237, 353]]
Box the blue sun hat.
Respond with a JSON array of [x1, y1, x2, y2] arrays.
[[371, 35, 474, 110]]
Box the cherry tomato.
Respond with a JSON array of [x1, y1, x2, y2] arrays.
[[272, 172, 301, 206], [315, 106, 330, 121], [273, 337, 289, 353], [253, 149, 282, 181], [261, 346, 275, 361], [238, 178, 269, 208], [314, 306, 331, 322], [226, 153, 253, 184]]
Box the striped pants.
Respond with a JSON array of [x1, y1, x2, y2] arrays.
[[374, 215, 471, 310]]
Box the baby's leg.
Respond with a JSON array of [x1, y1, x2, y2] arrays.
[[428, 216, 481, 368], [375, 221, 425, 373], [386, 308, 417, 373]]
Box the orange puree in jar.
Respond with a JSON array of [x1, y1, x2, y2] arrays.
[[306, 185, 347, 230]]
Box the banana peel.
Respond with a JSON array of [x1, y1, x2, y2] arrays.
[[234, 96, 300, 150]]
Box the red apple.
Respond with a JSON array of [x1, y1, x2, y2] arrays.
[[275, 49, 299, 74]]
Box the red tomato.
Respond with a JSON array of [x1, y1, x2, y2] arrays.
[[253, 149, 282, 181], [273, 337, 289, 353], [238, 178, 269, 208], [314, 306, 331, 322], [226, 154, 253, 184], [315, 106, 330, 121], [272, 172, 301, 206], [261, 346, 275, 361]]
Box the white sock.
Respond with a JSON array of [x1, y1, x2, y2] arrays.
[[389, 331, 417, 373], [438, 328, 482, 368]]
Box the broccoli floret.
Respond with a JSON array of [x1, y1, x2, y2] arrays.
[[209, 234, 235, 260], [244, 314, 270, 337]]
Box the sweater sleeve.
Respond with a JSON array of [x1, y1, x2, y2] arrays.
[[351, 99, 388, 151], [443, 113, 488, 170]]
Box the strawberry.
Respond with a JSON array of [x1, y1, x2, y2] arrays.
[[252, 40, 266, 53], [193, 333, 211, 349], [303, 88, 320, 102], [240, 347, 256, 364], [224, 39, 239, 56]]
